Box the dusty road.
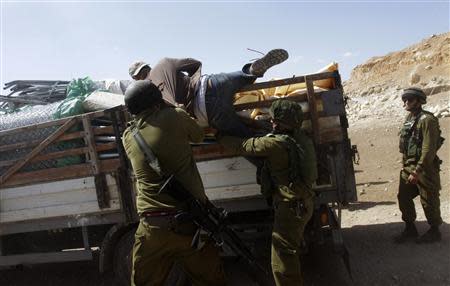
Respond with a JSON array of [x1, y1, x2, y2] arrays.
[[1, 118, 449, 286]]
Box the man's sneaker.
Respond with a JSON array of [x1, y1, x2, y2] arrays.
[[416, 226, 441, 244], [393, 222, 418, 244], [249, 49, 289, 77]]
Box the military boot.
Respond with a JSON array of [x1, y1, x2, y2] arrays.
[[249, 49, 289, 77], [416, 226, 442, 244], [393, 222, 418, 244]]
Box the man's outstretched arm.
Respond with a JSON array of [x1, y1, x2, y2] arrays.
[[219, 136, 272, 157]]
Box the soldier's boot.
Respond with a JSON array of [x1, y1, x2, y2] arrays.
[[416, 226, 441, 244], [249, 49, 289, 77], [393, 222, 418, 244]]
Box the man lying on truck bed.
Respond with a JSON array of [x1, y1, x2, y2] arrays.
[[128, 49, 289, 137]]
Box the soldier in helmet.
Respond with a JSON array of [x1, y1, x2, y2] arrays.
[[122, 80, 226, 286], [218, 99, 318, 286], [395, 87, 444, 244], [129, 49, 289, 137]]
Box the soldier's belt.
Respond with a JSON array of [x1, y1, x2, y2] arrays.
[[141, 212, 197, 235], [141, 210, 179, 217], [274, 200, 308, 217]]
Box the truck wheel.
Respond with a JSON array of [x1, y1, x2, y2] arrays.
[[113, 229, 134, 286]]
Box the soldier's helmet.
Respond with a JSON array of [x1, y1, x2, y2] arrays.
[[125, 80, 163, 115], [401, 87, 427, 104], [269, 99, 303, 128]]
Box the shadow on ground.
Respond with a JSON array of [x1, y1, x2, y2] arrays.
[[1, 222, 449, 286], [303, 221, 450, 286], [0, 258, 111, 286]]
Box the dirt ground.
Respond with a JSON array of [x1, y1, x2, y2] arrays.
[[0, 118, 449, 286], [315, 116, 450, 286]]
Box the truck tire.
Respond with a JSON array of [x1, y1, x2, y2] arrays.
[[113, 229, 134, 286], [112, 229, 191, 286]]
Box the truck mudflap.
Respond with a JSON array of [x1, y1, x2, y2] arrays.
[[306, 204, 353, 280]]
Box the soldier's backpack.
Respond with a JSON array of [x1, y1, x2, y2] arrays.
[[259, 132, 318, 197], [281, 132, 318, 186]]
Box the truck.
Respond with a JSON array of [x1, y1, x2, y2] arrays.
[[0, 70, 357, 285]]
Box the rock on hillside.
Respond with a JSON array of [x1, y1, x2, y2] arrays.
[[344, 32, 450, 125]]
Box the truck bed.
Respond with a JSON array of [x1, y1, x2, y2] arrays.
[[0, 71, 357, 236]]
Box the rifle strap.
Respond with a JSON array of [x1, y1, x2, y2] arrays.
[[131, 126, 164, 178], [131, 126, 183, 197]]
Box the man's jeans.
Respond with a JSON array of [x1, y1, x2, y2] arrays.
[[205, 67, 256, 138]]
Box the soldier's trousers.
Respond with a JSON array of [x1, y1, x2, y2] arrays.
[[131, 220, 226, 286], [271, 197, 314, 286], [398, 170, 442, 227]]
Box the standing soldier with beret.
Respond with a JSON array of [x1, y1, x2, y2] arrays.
[[395, 87, 444, 244], [122, 80, 226, 286], [218, 99, 318, 286]]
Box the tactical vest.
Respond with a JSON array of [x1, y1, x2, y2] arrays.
[[399, 110, 444, 162], [259, 132, 318, 198]]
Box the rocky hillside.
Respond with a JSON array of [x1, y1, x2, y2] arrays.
[[344, 32, 450, 124]]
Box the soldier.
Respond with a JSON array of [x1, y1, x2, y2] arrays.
[[395, 87, 444, 244], [218, 99, 318, 286], [122, 80, 226, 286], [128, 49, 289, 137]]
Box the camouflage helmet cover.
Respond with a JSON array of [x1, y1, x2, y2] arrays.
[[402, 87, 426, 104], [269, 99, 303, 128]]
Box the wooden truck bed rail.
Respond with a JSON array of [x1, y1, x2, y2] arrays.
[[0, 110, 121, 188], [0, 107, 136, 227]]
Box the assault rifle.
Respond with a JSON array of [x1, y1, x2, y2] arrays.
[[163, 175, 271, 286], [132, 128, 271, 286]]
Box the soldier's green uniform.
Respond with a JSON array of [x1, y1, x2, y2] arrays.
[[398, 110, 443, 227], [396, 87, 444, 243], [122, 81, 225, 286], [219, 99, 317, 286]]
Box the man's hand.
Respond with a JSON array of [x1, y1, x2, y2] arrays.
[[407, 171, 419, 184]]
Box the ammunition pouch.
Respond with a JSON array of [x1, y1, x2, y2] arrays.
[[399, 117, 422, 160]]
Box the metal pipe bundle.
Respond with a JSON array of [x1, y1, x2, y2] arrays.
[[1, 80, 70, 113]]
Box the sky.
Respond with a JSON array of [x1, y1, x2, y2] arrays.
[[0, 1, 449, 91]]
